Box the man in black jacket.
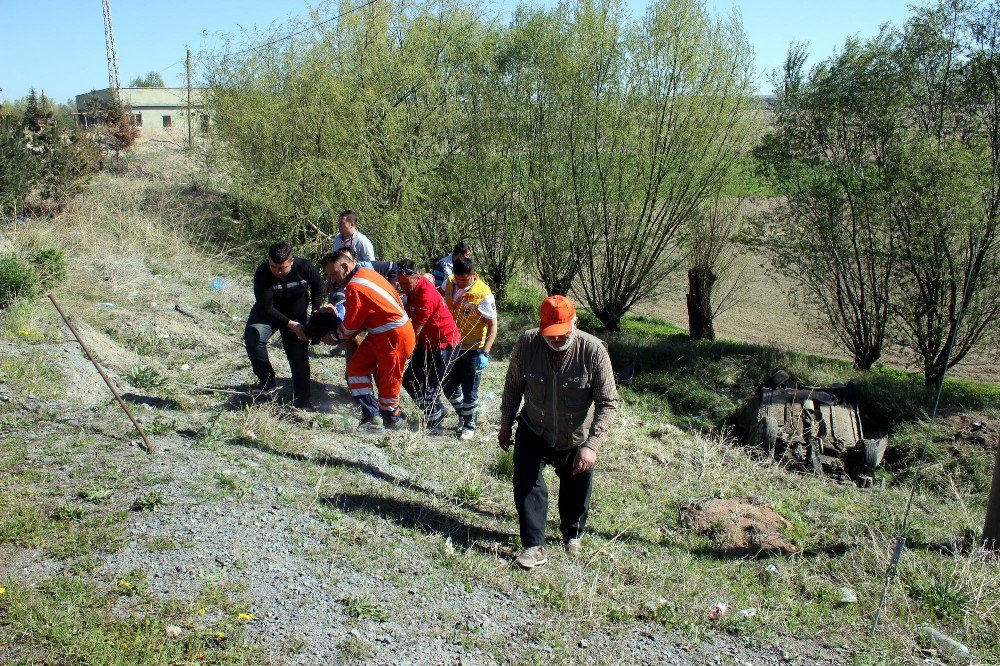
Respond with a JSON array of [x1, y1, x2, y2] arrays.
[[244, 241, 324, 409]]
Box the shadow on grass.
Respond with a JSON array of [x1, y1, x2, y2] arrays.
[[229, 433, 511, 523], [231, 428, 662, 549], [121, 392, 184, 410], [185, 379, 357, 412], [324, 491, 516, 554], [689, 540, 858, 561]]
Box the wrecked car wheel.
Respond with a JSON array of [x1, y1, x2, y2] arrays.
[[862, 437, 888, 470], [752, 416, 779, 457], [764, 370, 790, 389]]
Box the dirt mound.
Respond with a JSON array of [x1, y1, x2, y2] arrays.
[[680, 497, 799, 556], [944, 412, 998, 452]]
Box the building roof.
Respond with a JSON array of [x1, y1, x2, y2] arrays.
[[75, 87, 207, 111]]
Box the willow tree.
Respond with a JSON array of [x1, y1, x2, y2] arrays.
[[567, 0, 758, 331], [754, 40, 900, 370], [684, 198, 750, 340], [888, 0, 1000, 388], [501, 5, 588, 297], [206, 0, 494, 257], [757, 1, 1000, 385], [452, 21, 530, 302]]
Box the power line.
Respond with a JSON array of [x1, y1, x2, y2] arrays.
[[218, 0, 380, 59]]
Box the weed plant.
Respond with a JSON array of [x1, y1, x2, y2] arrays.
[[131, 490, 166, 512], [28, 247, 66, 288], [127, 364, 165, 390], [340, 597, 390, 622], [0, 254, 38, 307]]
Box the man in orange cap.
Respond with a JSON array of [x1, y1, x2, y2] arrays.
[[498, 295, 619, 569]]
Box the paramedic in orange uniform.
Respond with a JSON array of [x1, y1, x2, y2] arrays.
[[320, 248, 416, 433]]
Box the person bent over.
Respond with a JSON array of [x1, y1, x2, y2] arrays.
[[442, 257, 497, 440], [397, 259, 460, 435], [244, 241, 324, 409], [498, 296, 618, 569], [321, 249, 416, 433]]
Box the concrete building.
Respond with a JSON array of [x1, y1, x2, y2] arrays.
[[75, 87, 209, 142]]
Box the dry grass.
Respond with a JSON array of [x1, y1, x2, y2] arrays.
[[2, 144, 995, 664]]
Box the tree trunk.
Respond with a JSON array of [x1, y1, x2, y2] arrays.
[[547, 278, 571, 297], [984, 446, 1000, 550], [924, 358, 947, 391], [852, 347, 881, 372], [597, 310, 622, 333], [686, 267, 717, 341]]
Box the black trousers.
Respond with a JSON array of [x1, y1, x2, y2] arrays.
[[403, 345, 454, 424], [513, 421, 593, 548], [244, 310, 311, 405]]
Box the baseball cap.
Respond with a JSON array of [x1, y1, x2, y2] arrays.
[[539, 295, 576, 336]]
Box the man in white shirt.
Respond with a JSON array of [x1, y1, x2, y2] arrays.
[[331, 210, 376, 262]]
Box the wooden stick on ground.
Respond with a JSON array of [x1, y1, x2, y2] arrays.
[[48, 294, 153, 454], [586, 513, 644, 567]]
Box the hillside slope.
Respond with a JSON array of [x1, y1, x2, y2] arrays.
[[0, 147, 996, 665]]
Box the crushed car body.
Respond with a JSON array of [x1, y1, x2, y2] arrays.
[[734, 370, 888, 487]]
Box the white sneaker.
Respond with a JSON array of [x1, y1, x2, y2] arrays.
[[459, 427, 475, 441], [515, 546, 548, 569]]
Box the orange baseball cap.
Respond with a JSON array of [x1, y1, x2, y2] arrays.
[[539, 295, 576, 336]]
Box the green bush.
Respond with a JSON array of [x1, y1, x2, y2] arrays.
[[908, 572, 969, 622], [0, 255, 39, 308], [29, 248, 66, 289]]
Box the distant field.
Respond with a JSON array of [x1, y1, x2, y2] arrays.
[[636, 249, 1000, 386]]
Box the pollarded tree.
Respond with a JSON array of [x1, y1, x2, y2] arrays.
[[454, 20, 531, 301], [754, 40, 900, 370], [206, 0, 496, 256], [887, 0, 1000, 388], [684, 198, 750, 340], [568, 0, 758, 331], [758, 0, 1000, 384], [505, 4, 586, 296]]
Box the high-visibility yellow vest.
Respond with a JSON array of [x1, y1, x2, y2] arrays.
[[445, 276, 494, 349]]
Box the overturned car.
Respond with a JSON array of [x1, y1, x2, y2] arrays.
[[734, 371, 888, 487]]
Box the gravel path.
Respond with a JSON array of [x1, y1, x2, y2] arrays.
[[1, 388, 841, 665]]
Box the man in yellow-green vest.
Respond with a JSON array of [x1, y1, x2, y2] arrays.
[[442, 257, 498, 440]]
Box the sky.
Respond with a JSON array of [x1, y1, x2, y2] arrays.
[[0, 0, 917, 105]]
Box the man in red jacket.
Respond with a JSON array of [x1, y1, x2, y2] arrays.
[[321, 249, 416, 433], [397, 259, 460, 434]]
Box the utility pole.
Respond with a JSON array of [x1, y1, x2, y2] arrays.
[[985, 446, 1000, 549], [186, 49, 193, 148], [102, 0, 122, 98]]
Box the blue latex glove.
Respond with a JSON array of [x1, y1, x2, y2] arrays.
[[474, 351, 490, 372]]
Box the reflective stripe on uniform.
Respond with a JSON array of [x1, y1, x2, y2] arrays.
[[352, 277, 407, 318], [369, 318, 408, 334]]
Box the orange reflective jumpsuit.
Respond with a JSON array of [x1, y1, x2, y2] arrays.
[[339, 266, 416, 419]]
